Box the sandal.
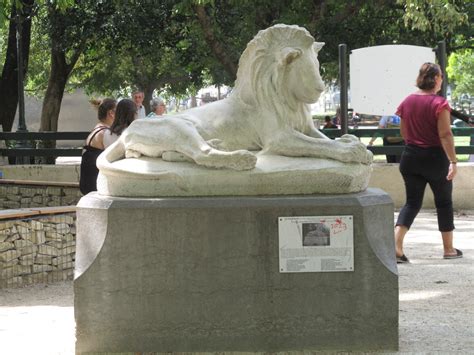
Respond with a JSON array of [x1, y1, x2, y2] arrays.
[[396, 254, 409, 264], [443, 248, 463, 259]]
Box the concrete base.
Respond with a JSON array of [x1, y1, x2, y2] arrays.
[[97, 154, 371, 197], [74, 188, 398, 353]]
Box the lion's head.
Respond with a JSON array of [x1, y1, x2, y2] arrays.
[[234, 24, 324, 131], [233, 24, 325, 130]]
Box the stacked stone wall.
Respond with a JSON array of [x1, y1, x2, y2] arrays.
[[0, 212, 76, 288], [0, 182, 81, 209]]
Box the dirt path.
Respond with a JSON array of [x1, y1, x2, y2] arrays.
[[0, 210, 472, 355]]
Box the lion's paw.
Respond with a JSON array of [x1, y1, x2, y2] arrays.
[[227, 150, 257, 171], [339, 141, 372, 165], [337, 134, 359, 143], [162, 151, 193, 163], [195, 149, 257, 171], [125, 149, 142, 159]]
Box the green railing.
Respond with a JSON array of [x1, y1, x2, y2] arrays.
[[0, 131, 89, 157], [322, 127, 474, 156], [0, 128, 473, 161]]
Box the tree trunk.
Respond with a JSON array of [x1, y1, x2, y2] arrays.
[[191, 96, 197, 108], [193, 5, 238, 80], [38, 46, 69, 164], [143, 86, 155, 115], [0, 1, 34, 132], [39, 49, 69, 132], [37, 4, 88, 163]]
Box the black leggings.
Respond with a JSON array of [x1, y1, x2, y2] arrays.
[[396, 145, 454, 232]]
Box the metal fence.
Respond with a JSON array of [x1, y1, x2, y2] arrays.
[[0, 207, 76, 288], [322, 127, 474, 156], [0, 128, 473, 161], [0, 131, 88, 160]]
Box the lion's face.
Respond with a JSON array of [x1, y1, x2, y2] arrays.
[[287, 43, 325, 104]]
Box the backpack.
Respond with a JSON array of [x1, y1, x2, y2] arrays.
[[79, 127, 108, 195]]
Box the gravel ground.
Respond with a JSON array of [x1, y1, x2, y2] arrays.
[[0, 210, 472, 355]]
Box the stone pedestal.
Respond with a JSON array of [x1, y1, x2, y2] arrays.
[[75, 188, 398, 353]]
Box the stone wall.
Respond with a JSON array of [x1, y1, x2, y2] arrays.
[[0, 181, 81, 210], [0, 211, 76, 288]]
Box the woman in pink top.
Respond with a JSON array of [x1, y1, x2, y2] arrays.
[[394, 62, 462, 263]]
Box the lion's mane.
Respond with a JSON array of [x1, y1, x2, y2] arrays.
[[233, 24, 317, 132]]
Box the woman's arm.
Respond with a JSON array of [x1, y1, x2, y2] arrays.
[[437, 109, 457, 180]]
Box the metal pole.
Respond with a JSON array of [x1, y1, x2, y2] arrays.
[[339, 44, 348, 135], [16, 13, 27, 132], [436, 40, 448, 98], [15, 11, 30, 165]]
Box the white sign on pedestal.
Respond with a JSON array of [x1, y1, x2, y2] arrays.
[[278, 215, 354, 273], [350, 45, 435, 115]]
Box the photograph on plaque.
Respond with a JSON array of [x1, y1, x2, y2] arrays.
[[278, 216, 353, 273], [302, 223, 330, 246]]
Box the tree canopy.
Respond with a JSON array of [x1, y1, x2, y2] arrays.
[[0, 0, 472, 132]]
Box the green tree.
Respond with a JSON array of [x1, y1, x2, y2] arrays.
[[447, 50, 474, 99], [0, 0, 34, 132], [37, 1, 117, 132], [399, 0, 468, 35], [71, 0, 209, 112], [10, 0, 471, 138], [184, 0, 470, 84], [0, 0, 73, 132]]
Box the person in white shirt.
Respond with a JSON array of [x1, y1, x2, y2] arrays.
[[132, 90, 146, 119]]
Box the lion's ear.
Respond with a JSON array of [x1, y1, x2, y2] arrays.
[[279, 47, 302, 66], [313, 42, 325, 53]]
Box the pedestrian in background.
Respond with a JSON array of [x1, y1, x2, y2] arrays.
[[147, 97, 166, 118], [103, 99, 137, 148], [368, 115, 404, 163], [80, 98, 116, 194], [132, 90, 146, 119], [322, 115, 338, 129]]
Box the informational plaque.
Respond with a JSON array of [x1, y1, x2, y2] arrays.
[[278, 216, 354, 273]]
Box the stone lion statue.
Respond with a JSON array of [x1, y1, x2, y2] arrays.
[[100, 24, 372, 172]]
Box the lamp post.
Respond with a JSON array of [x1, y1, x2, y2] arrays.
[[14, 8, 31, 164], [436, 40, 448, 98], [338, 44, 348, 135]]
